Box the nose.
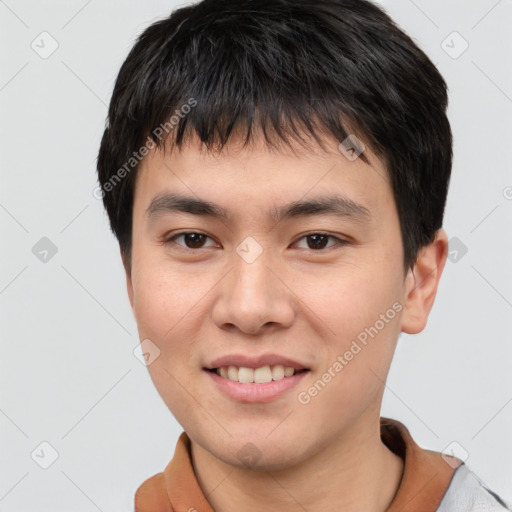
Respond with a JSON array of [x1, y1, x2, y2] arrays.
[[211, 247, 296, 335]]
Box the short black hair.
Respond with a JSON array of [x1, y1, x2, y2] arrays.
[[96, 0, 452, 273]]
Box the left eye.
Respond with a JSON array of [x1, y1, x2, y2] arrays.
[[294, 233, 345, 250], [165, 232, 346, 251]]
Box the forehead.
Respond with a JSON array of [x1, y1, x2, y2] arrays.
[[133, 131, 393, 226]]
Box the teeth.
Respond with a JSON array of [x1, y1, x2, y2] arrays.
[[271, 365, 284, 380], [254, 366, 272, 383], [227, 365, 238, 381], [284, 366, 294, 377], [215, 364, 298, 383], [238, 367, 254, 383]]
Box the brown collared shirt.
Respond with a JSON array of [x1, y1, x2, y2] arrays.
[[134, 417, 510, 511]]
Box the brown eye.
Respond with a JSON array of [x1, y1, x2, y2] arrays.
[[306, 234, 329, 250], [166, 232, 216, 249], [294, 233, 348, 251], [182, 233, 206, 248]]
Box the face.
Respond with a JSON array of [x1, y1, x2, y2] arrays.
[[125, 132, 420, 470]]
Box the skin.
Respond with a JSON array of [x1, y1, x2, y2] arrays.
[[124, 129, 449, 512]]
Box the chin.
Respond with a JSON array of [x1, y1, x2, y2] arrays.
[[210, 431, 311, 472]]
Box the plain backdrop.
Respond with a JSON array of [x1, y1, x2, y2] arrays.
[[1, 0, 511, 510]]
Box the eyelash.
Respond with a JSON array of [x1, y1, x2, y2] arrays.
[[163, 231, 350, 252]]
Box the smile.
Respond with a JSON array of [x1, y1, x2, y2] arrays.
[[210, 365, 307, 383], [204, 366, 310, 403]]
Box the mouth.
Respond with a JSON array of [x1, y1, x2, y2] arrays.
[[204, 365, 310, 403], [203, 354, 311, 402], [204, 365, 309, 384]]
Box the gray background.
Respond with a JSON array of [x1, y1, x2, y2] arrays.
[[1, 0, 511, 510]]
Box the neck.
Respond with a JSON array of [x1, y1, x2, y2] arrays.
[[190, 415, 404, 512]]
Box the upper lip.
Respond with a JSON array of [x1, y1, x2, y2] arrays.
[[205, 353, 309, 370]]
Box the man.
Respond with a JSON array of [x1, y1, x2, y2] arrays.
[[96, 0, 510, 510]]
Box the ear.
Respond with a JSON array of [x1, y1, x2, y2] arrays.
[[121, 250, 135, 311], [400, 228, 449, 334]]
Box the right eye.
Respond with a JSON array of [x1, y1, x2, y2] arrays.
[[164, 231, 219, 250]]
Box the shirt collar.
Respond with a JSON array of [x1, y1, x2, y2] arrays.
[[135, 417, 461, 512]]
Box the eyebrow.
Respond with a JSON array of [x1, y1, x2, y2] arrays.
[[145, 193, 372, 224]]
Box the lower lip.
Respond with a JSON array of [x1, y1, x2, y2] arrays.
[[204, 369, 309, 403]]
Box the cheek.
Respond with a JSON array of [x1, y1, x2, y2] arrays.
[[298, 257, 401, 338], [131, 263, 185, 357], [130, 265, 206, 419], [330, 266, 403, 369], [295, 260, 403, 404], [131, 261, 216, 368], [132, 272, 170, 339]]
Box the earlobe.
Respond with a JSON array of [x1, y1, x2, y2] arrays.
[[400, 229, 449, 334]]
